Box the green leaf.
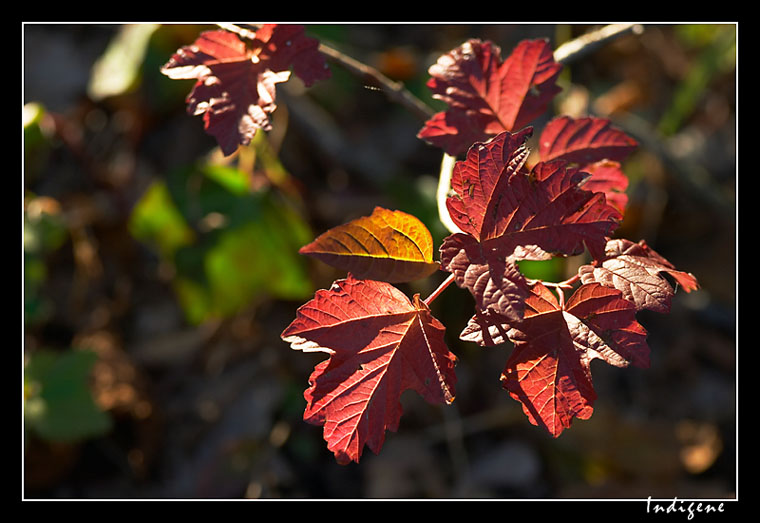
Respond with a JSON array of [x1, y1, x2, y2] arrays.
[[129, 180, 195, 258], [130, 163, 313, 324], [24, 350, 112, 443]]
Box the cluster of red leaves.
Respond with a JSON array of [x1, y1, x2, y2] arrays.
[[285, 36, 697, 463], [164, 27, 699, 464], [421, 39, 698, 441]]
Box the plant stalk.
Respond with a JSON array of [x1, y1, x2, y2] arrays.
[[423, 273, 456, 307]]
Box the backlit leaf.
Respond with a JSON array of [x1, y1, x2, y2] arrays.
[[281, 276, 457, 464], [445, 127, 534, 242], [445, 131, 622, 262], [578, 160, 629, 214], [501, 282, 649, 437], [299, 207, 440, 283], [538, 116, 638, 166], [418, 39, 562, 156], [161, 25, 329, 156], [578, 238, 699, 313]]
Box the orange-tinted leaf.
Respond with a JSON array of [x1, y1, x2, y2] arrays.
[[501, 282, 649, 437], [299, 207, 440, 283], [280, 276, 457, 464]]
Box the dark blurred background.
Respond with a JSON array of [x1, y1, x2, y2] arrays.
[[23, 23, 736, 499]]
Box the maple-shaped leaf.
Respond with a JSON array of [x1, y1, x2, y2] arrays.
[[501, 282, 649, 437], [161, 25, 329, 156], [446, 130, 622, 261], [439, 130, 622, 341], [299, 207, 440, 283], [446, 127, 534, 242], [280, 275, 457, 464], [578, 238, 699, 313], [418, 39, 562, 156]]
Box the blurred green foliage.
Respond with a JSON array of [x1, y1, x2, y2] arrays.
[[24, 349, 112, 443], [23, 102, 53, 186], [658, 24, 736, 136], [130, 145, 314, 324], [516, 257, 566, 283], [87, 24, 161, 102], [24, 191, 68, 326]]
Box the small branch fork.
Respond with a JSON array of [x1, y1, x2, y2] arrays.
[[423, 272, 582, 309], [531, 274, 581, 309]]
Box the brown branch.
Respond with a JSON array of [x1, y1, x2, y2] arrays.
[[316, 43, 435, 123]]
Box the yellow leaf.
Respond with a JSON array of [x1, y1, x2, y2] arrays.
[[300, 207, 440, 283]]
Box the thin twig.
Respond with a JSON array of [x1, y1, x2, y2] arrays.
[[317, 44, 436, 123], [553, 23, 645, 64], [217, 23, 436, 123], [216, 22, 258, 40], [530, 273, 580, 290]]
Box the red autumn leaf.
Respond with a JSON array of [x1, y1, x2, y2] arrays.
[[445, 130, 622, 262], [578, 239, 700, 313], [161, 25, 329, 156], [418, 39, 562, 156], [501, 282, 649, 437], [439, 232, 530, 324], [446, 127, 533, 242], [536, 116, 637, 215], [579, 160, 629, 213], [299, 207, 440, 283], [460, 309, 512, 347], [538, 116, 638, 166], [280, 275, 457, 464]]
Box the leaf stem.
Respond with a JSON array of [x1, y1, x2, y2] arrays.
[[424, 273, 456, 307], [556, 285, 566, 309]]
